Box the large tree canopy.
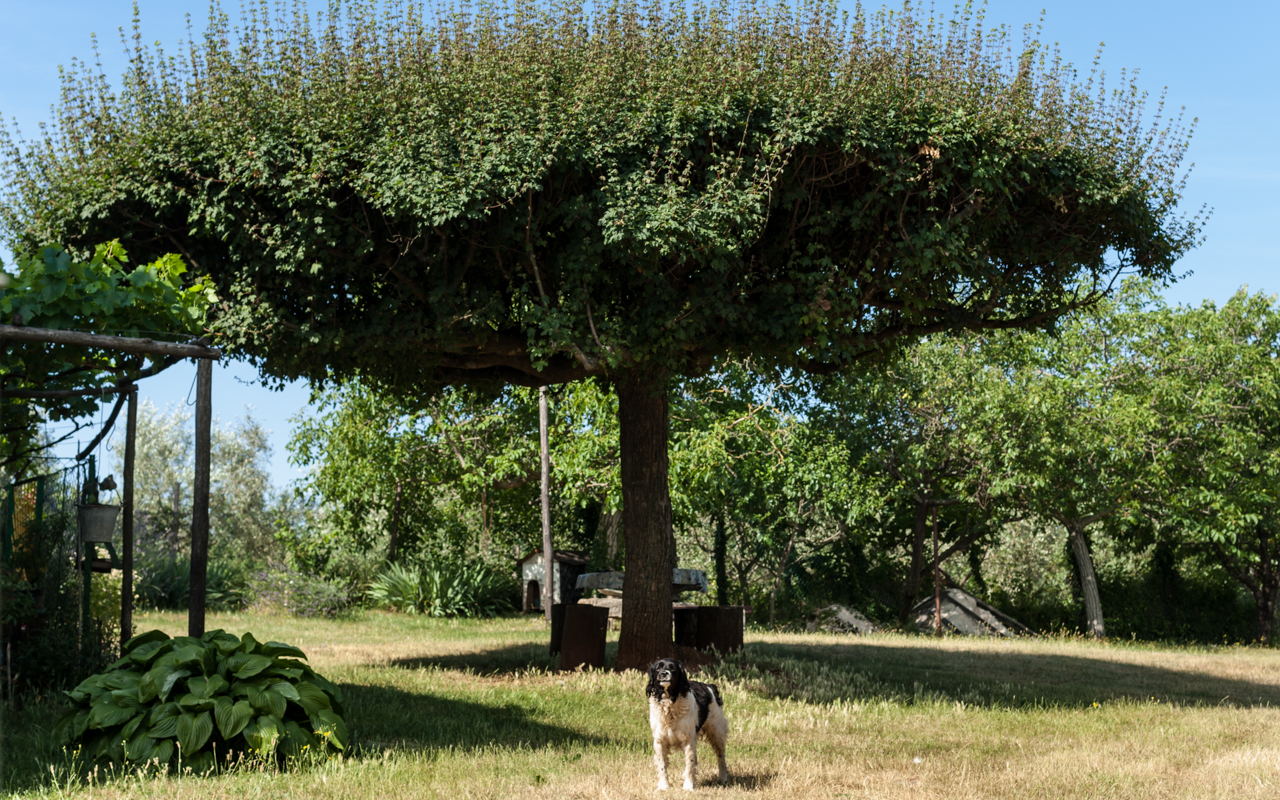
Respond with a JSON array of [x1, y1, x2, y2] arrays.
[[0, 0, 1200, 666]]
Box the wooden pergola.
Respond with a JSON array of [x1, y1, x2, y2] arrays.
[[0, 324, 221, 641]]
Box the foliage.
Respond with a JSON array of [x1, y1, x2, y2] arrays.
[[134, 553, 245, 612], [287, 382, 541, 568], [111, 401, 282, 570], [244, 563, 351, 619], [367, 561, 516, 618], [1140, 291, 1280, 641], [0, 242, 214, 474], [53, 629, 347, 774], [0, 1, 1198, 394]]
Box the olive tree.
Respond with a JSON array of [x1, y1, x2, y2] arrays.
[[0, 0, 1199, 667]]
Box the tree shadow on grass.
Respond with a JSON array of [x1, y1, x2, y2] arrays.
[[387, 641, 620, 675], [341, 681, 607, 753], [724, 638, 1280, 710]]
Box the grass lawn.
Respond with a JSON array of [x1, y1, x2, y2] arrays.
[[5, 610, 1280, 798]]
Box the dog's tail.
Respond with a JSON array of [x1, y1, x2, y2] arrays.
[[709, 683, 723, 707]]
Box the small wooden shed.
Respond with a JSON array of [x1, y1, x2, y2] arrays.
[[517, 549, 588, 611]]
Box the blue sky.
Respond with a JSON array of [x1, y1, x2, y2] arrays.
[[2, 0, 1276, 487]]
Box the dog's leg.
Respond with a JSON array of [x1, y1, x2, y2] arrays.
[[654, 739, 671, 791], [682, 740, 698, 791], [702, 714, 729, 783], [709, 732, 728, 783]]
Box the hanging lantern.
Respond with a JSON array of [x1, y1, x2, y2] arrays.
[[78, 504, 121, 543]]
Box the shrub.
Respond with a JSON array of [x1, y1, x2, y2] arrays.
[[368, 561, 514, 618], [134, 554, 245, 611], [245, 563, 350, 618], [54, 629, 347, 774]]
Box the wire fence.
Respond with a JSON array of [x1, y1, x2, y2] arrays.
[[1, 460, 119, 704]]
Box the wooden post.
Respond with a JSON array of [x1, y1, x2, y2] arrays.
[[120, 387, 137, 652], [539, 385, 553, 623], [188, 359, 212, 638], [933, 504, 941, 637]]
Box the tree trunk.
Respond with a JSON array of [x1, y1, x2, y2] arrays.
[[769, 529, 797, 625], [615, 366, 675, 671], [898, 501, 930, 624], [387, 481, 401, 563], [713, 510, 729, 607], [1067, 523, 1105, 639]]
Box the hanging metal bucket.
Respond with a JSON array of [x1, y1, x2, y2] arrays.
[[78, 504, 120, 543]]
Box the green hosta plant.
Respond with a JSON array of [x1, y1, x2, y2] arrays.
[[54, 629, 347, 774], [369, 561, 514, 618]]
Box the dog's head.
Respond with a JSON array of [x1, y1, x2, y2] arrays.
[[646, 658, 690, 700]]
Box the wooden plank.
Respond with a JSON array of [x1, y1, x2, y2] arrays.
[[540, 385, 553, 622], [188, 359, 211, 638], [0, 324, 220, 360], [121, 388, 136, 652]]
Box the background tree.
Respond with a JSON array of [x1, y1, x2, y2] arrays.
[[1143, 292, 1280, 642], [811, 334, 1025, 623], [111, 401, 280, 584], [1, 0, 1200, 666], [974, 285, 1163, 638]]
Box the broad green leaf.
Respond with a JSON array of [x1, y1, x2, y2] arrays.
[[124, 629, 171, 654], [262, 642, 306, 659], [151, 739, 175, 764], [147, 714, 179, 739], [176, 710, 214, 754], [89, 700, 139, 728], [249, 688, 287, 719], [310, 709, 347, 750], [214, 696, 254, 740], [281, 720, 317, 758], [226, 653, 273, 679], [178, 692, 216, 712], [243, 715, 283, 754], [160, 669, 192, 701], [294, 682, 331, 715]]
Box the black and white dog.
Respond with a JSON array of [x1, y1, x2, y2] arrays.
[[646, 658, 729, 791]]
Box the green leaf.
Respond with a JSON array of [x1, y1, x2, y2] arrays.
[[88, 700, 139, 728], [281, 720, 317, 758], [176, 710, 214, 754], [151, 738, 175, 765], [294, 682, 331, 715], [147, 714, 180, 739], [214, 697, 254, 740], [310, 709, 347, 751], [249, 687, 287, 719], [242, 715, 283, 754], [160, 669, 192, 701], [262, 642, 306, 659], [124, 629, 171, 654], [226, 653, 273, 679], [178, 692, 216, 712]]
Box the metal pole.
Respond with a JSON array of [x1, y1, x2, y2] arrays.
[[188, 359, 212, 638], [933, 504, 941, 637], [121, 387, 137, 652], [539, 386, 553, 623]]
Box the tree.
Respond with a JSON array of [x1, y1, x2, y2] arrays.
[[972, 285, 1164, 638], [112, 401, 279, 568], [287, 382, 543, 570], [812, 334, 1024, 623], [1143, 292, 1280, 642], [0, 0, 1199, 667]]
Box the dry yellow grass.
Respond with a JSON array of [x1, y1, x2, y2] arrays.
[[7, 610, 1280, 799]]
